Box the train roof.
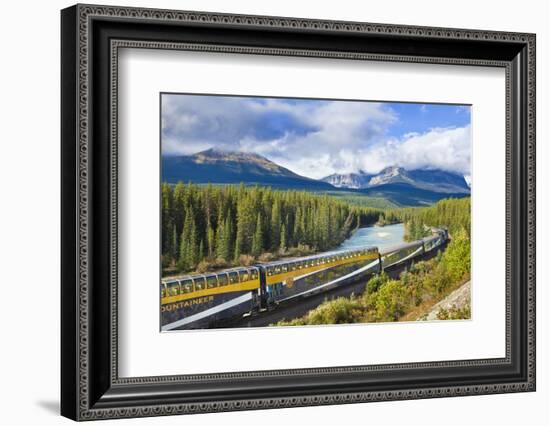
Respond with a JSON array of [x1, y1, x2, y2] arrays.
[[379, 240, 423, 255], [260, 246, 378, 268], [161, 265, 260, 284]]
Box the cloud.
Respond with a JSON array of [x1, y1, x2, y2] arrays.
[[358, 126, 472, 176], [162, 94, 471, 179]]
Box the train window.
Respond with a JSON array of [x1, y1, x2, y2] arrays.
[[167, 281, 180, 296], [194, 277, 206, 291], [239, 270, 249, 282], [228, 272, 239, 284], [181, 279, 194, 293], [275, 265, 281, 274], [206, 275, 218, 289], [218, 274, 228, 286], [250, 269, 259, 280], [290, 263, 297, 271], [160, 284, 167, 298]]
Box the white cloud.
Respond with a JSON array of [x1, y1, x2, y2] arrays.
[[358, 126, 472, 176], [161, 94, 471, 179]]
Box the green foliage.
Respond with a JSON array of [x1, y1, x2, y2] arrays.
[[371, 280, 409, 322], [162, 182, 382, 275], [251, 213, 264, 257], [386, 197, 471, 240], [366, 272, 389, 293], [321, 191, 400, 209], [441, 227, 471, 282]]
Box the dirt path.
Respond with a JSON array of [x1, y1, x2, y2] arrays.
[[423, 281, 471, 321]]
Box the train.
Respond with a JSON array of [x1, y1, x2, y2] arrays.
[[160, 227, 449, 331]]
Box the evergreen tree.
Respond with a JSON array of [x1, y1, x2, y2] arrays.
[[171, 223, 177, 263], [251, 213, 264, 257], [270, 200, 281, 250], [198, 239, 205, 262], [235, 196, 255, 260], [178, 206, 198, 271], [280, 223, 287, 252], [206, 222, 215, 258], [216, 215, 233, 261]]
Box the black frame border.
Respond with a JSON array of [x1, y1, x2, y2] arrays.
[[61, 4, 536, 421]]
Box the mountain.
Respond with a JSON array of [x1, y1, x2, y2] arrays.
[[322, 166, 470, 206], [322, 166, 470, 194], [321, 171, 373, 189], [163, 150, 470, 206], [359, 183, 468, 206], [162, 149, 334, 190]]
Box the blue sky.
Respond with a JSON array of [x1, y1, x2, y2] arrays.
[[386, 103, 470, 138], [161, 94, 471, 179]]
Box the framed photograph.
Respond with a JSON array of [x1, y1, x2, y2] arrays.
[[61, 4, 536, 421]]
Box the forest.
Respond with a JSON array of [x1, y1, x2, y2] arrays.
[[161, 183, 383, 275]]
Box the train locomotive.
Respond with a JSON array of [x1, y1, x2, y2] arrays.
[[160, 227, 448, 331]]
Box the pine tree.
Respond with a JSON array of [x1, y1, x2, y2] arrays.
[[235, 196, 255, 260], [251, 213, 264, 257], [270, 200, 281, 250], [198, 239, 205, 262], [216, 215, 233, 261], [178, 206, 198, 271], [187, 211, 198, 269], [206, 222, 215, 259], [171, 223, 177, 264], [279, 223, 287, 252]]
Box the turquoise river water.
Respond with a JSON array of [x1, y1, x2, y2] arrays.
[[338, 223, 405, 252]]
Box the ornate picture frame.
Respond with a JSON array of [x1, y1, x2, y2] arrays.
[[61, 4, 535, 421]]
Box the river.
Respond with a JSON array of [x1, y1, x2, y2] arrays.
[[338, 223, 405, 251]]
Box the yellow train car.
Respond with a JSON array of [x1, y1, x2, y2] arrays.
[[161, 267, 260, 331]]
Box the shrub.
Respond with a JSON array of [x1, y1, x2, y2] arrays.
[[436, 304, 471, 320], [306, 297, 363, 325], [441, 227, 471, 282], [195, 258, 230, 273], [365, 272, 389, 294], [238, 254, 255, 266], [258, 252, 276, 262], [372, 280, 409, 322]]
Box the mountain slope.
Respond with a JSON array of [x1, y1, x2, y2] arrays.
[[322, 166, 470, 194], [162, 149, 334, 190], [359, 182, 468, 206], [321, 171, 374, 189]]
